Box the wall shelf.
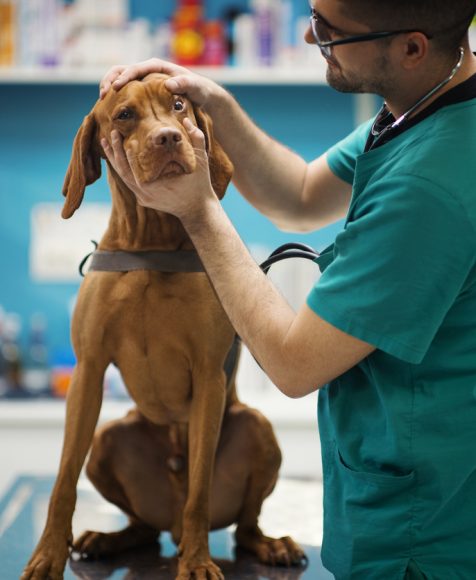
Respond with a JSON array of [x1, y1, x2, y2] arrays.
[[0, 65, 377, 124], [0, 65, 327, 86]]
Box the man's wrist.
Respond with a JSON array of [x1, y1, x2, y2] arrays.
[[179, 194, 221, 236], [203, 84, 232, 117]]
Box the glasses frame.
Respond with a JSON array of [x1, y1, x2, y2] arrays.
[[310, 10, 431, 58]]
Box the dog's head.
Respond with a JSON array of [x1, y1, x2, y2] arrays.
[[62, 73, 234, 218]]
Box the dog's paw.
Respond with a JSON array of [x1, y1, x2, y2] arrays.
[[72, 525, 159, 559], [254, 536, 307, 567], [21, 538, 69, 580], [236, 526, 307, 567], [72, 530, 117, 559], [176, 558, 224, 580]]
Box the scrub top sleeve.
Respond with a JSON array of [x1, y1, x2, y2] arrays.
[[307, 174, 475, 364], [326, 119, 374, 184]]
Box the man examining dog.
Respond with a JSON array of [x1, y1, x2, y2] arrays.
[[100, 0, 476, 578]]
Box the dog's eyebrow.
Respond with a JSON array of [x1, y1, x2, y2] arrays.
[[142, 84, 172, 119]]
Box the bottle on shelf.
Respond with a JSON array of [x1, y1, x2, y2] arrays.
[[251, 0, 275, 66], [0, 306, 8, 396], [171, 0, 205, 66], [0, 0, 16, 67], [1, 312, 28, 398], [233, 12, 259, 68], [23, 312, 51, 397], [202, 20, 227, 66], [50, 347, 76, 398]]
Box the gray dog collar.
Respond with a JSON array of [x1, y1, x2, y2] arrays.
[[85, 249, 205, 274]]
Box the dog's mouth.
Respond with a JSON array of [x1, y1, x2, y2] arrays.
[[135, 161, 190, 184], [159, 161, 187, 178]]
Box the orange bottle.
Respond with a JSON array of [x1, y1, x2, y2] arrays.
[[172, 0, 205, 66], [0, 0, 15, 66]]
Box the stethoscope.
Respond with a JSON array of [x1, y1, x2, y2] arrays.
[[369, 46, 465, 149], [258, 47, 466, 316], [259, 242, 320, 273], [261, 50, 465, 262]]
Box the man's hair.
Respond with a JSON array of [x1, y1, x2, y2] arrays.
[[340, 0, 476, 53]]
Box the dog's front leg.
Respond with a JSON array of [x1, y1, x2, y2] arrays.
[[177, 370, 226, 580], [21, 360, 107, 580]]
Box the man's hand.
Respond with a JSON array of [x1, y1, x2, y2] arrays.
[[99, 58, 224, 111], [101, 118, 218, 221]]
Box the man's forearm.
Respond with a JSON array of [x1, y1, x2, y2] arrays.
[[181, 197, 301, 393], [180, 196, 375, 398], [205, 88, 310, 229]]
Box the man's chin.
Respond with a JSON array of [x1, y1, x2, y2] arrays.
[[326, 69, 358, 94]]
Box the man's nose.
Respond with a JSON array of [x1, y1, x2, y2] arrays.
[[304, 23, 316, 45], [151, 127, 183, 150]]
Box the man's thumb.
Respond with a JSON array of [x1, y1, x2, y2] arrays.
[[165, 76, 187, 94]]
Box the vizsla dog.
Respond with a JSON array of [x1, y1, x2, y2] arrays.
[[22, 74, 305, 580]]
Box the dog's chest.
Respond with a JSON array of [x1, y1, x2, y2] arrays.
[[77, 271, 233, 424]]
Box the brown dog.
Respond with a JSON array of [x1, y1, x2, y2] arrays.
[[21, 73, 305, 580]]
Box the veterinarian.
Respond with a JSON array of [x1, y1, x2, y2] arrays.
[[99, 0, 476, 577]]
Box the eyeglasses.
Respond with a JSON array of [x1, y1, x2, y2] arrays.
[[310, 9, 431, 59]]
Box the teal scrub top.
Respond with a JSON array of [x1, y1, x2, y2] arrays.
[[306, 99, 476, 579]]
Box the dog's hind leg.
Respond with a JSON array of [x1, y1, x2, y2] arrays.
[[72, 410, 175, 559], [233, 406, 307, 567]]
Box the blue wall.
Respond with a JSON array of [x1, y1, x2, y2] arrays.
[[0, 81, 353, 360]]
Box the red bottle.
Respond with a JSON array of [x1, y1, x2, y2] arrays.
[[202, 20, 226, 66]]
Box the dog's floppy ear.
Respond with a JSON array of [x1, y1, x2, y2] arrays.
[[194, 107, 233, 200], [62, 112, 102, 219]]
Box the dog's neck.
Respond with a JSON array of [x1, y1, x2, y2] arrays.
[[98, 170, 194, 252]]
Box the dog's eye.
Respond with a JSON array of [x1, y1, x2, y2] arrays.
[[116, 108, 134, 120], [173, 99, 185, 112]]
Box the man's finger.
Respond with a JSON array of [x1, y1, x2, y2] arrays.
[[100, 60, 192, 99], [124, 139, 139, 172], [100, 138, 116, 167], [165, 75, 190, 95], [109, 131, 138, 187], [99, 65, 126, 99], [110, 130, 128, 167], [183, 118, 206, 151], [165, 75, 207, 106], [111, 58, 182, 92]]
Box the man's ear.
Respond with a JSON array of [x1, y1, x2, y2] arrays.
[[194, 107, 233, 200], [62, 112, 102, 219], [400, 31, 429, 69]]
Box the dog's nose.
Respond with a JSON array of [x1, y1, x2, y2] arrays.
[[151, 127, 183, 150]]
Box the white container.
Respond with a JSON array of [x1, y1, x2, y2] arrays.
[[234, 13, 259, 68]]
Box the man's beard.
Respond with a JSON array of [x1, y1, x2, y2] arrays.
[[325, 54, 391, 96]]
